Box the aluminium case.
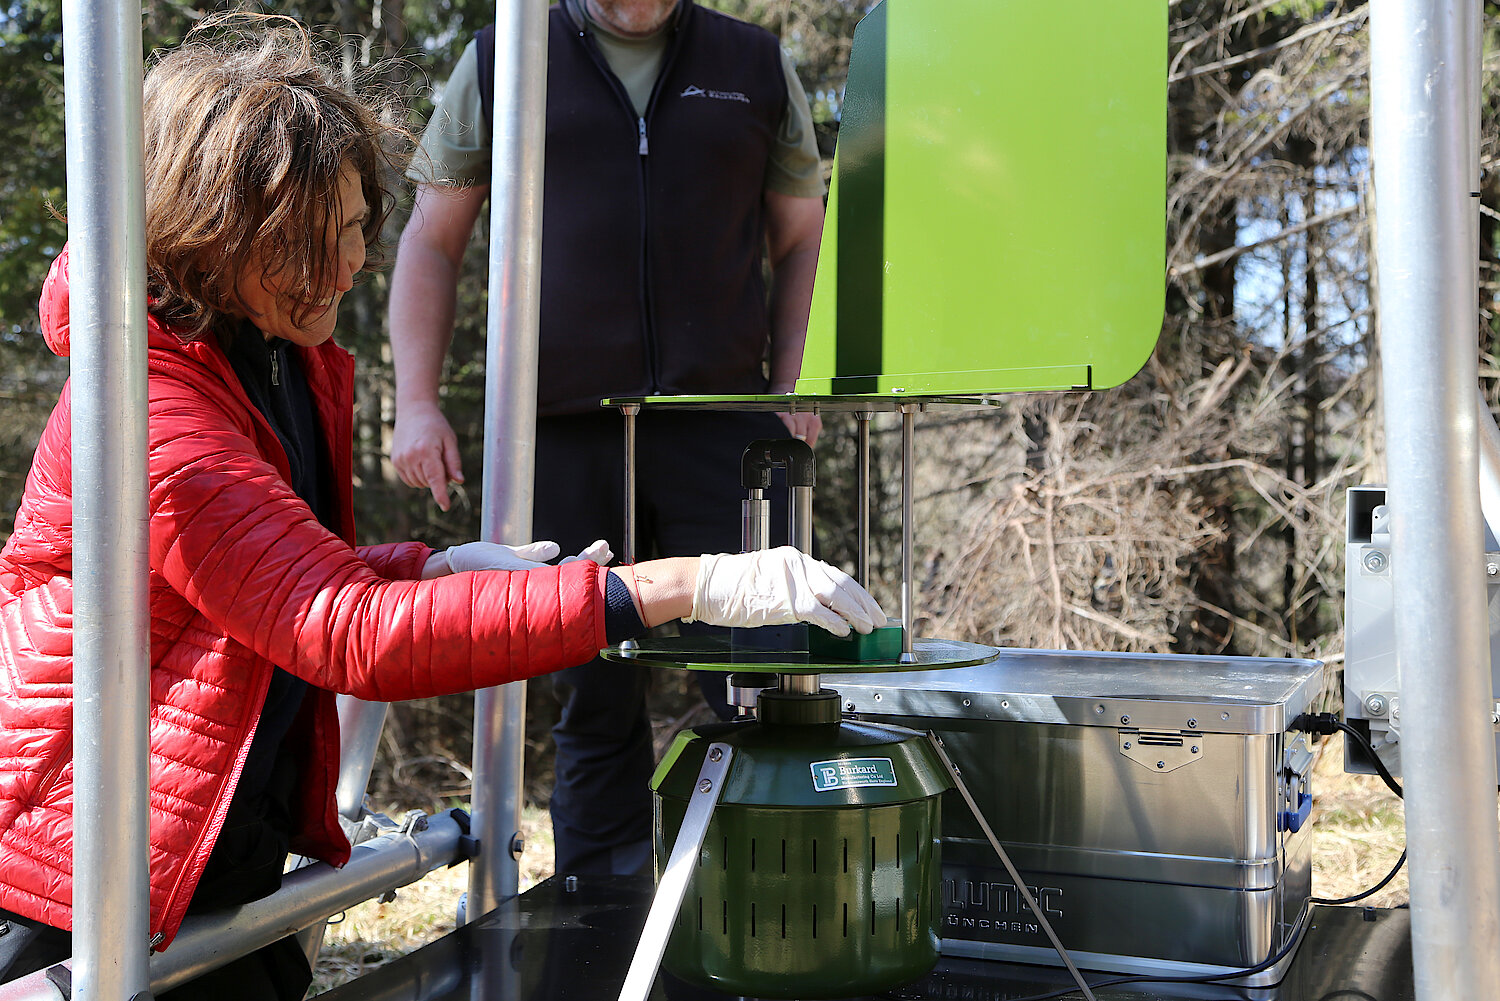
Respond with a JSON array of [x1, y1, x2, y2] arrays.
[[839, 648, 1327, 984]]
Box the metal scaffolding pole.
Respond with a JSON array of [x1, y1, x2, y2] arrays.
[[1370, 3, 1500, 998], [60, 1, 152, 998], [470, 0, 549, 919]]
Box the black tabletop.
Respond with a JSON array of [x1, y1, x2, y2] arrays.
[[319, 875, 1413, 1001]]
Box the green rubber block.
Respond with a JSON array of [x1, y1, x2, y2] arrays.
[[808, 619, 904, 662]]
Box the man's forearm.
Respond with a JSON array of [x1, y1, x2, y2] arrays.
[[389, 242, 462, 411], [767, 240, 820, 391]]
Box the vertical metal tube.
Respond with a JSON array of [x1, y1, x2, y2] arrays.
[[855, 411, 872, 587], [62, 1, 151, 997], [619, 404, 641, 650], [471, 0, 549, 920], [621, 404, 640, 563], [899, 405, 916, 662], [1371, 3, 1500, 997], [334, 696, 390, 820], [791, 485, 813, 553]]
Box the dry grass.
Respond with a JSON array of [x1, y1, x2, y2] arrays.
[[312, 731, 1435, 994]]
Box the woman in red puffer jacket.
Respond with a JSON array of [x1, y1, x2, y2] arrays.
[[0, 15, 882, 1000]]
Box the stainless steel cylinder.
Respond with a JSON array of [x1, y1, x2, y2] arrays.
[[742, 488, 770, 552]]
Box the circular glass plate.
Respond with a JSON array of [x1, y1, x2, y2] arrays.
[[599, 635, 999, 674]]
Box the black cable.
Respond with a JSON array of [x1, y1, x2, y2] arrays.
[[1287, 713, 1406, 907], [1312, 850, 1407, 906], [1290, 712, 1403, 799]]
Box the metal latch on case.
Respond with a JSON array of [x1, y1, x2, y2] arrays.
[[1118, 729, 1203, 773]]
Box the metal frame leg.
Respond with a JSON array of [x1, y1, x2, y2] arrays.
[[925, 733, 1098, 1001], [616, 742, 734, 1001]]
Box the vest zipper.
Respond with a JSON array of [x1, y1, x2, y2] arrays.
[[576, 3, 687, 396], [270, 346, 280, 387]]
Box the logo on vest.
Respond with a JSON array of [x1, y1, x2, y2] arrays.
[[680, 84, 750, 104]]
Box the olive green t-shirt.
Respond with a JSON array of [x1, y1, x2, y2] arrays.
[[409, 0, 824, 198]]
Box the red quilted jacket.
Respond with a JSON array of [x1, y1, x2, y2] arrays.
[[0, 249, 607, 948]]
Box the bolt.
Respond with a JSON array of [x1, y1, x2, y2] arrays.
[[962, 699, 971, 707], [1222, 712, 1231, 721], [1364, 693, 1389, 716], [1123, 741, 1132, 750], [709, 747, 723, 762], [1120, 715, 1130, 725], [1001, 700, 1010, 709], [1157, 761, 1166, 770], [874, 693, 882, 701], [1489, 563, 1499, 577], [565, 876, 579, 893], [1191, 746, 1200, 754], [1362, 550, 1388, 573], [1095, 704, 1106, 715], [698, 779, 713, 793], [1187, 718, 1198, 728], [846, 702, 855, 711]]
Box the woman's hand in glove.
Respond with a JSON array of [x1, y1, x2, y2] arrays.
[[680, 546, 885, 637], [420, 539, 613, 579]]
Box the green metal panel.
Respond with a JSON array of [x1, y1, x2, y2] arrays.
[[800, 0, 1166, 397]]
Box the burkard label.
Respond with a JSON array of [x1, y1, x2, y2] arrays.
[[809, 757, 898, 791]]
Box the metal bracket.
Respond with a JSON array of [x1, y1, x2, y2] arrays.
[[616, 742, 733, 1001], [1118, 729, 1203, 773]]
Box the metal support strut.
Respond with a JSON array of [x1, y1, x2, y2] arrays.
[[617, 743, 734, 1001], [926, 733, 1097, 1001]]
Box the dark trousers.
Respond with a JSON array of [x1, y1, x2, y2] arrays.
[[534, 410, 795, 875]]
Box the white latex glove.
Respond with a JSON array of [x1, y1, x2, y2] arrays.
[[682, 546, 885, 637], [559, 539, 614, 565], [428, 540, 560, 578]]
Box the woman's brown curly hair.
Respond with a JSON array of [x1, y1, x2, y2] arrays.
[[142, 14, 411, 341]]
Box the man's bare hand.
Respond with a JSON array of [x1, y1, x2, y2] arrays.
[[392, 405, 463, 510], [776, 410, 823, 447]]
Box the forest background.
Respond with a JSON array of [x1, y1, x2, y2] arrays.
[[0, 0, 1475, 838]]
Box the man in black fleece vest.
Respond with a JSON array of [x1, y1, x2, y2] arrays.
[[388, 0, 825, 877]]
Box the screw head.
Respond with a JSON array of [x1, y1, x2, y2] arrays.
[[846, 701, 855, 711], [1120, 714, 1130, 725], [962, 699, 971, 707], [698, 779, 713, 793], [1364, 693, 1389, 716], [709, 747, 723, 762], [1095, 704, 1106, 715], [1123, 741, 1132, 750], [1488, 563, 1499, 577], [1187, 718, 1198, 728], [1191, 745, 1200, 754], [1156, 761, 1166, 769], [1362, 550, 1388, 573]]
